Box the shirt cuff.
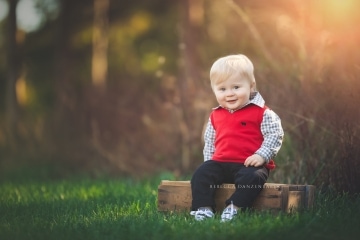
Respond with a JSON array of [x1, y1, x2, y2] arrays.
[[255, 149, 271, 163]]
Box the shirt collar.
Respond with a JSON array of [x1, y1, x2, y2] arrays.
[[213, 91, 265, 111]]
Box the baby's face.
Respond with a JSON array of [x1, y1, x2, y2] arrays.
[[212, 73, 255, 111]]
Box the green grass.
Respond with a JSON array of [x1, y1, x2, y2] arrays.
[[1, 176, 360, 240]]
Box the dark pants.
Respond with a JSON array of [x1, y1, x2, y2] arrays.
[[191, 160, 269, 212]]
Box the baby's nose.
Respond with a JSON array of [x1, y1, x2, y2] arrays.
[[226, 90, 235, 96]]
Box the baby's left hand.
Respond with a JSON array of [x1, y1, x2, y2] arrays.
[[244, 154, 266, 167]]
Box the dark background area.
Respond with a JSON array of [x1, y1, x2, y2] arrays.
[[0, 0, 359, 193]]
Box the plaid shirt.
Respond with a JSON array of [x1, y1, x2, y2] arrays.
[[203, 92, 284, 163]]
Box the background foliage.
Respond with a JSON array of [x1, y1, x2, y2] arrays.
[[0, 0, 359, 193]]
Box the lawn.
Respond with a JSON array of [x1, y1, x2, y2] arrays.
[[1, 175, 360, 240]]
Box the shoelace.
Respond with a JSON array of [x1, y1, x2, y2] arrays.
[[190, 208, 214, 220], [221, 201, 237, 222]]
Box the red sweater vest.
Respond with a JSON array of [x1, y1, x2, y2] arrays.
[[210, 104, 275, 170]]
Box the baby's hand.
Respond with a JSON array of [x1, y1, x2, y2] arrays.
[[244, 154, 266, 167]]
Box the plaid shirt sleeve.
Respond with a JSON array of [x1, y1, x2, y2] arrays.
[[255, 108, 284, 163], [203, 118, 216, 161]]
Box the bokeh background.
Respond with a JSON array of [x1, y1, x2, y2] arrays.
[[1, 0, 359, 193]]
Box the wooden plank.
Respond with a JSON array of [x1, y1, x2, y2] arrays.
[[158, 185, 192, 211], [281, 185, 289, 212], [157, 180, 315, 213], [305, 185, 316, 208], [287, 191, 305, 212], [252, 187, 282, 211], [160, 180, 285, 189], [160, 180, 190, 186]]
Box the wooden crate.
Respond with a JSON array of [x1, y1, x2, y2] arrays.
[[158, 180, 315, 213]]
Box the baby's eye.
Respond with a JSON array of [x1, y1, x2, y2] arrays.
[[233, 86, 240, 89], [219, 88, 226, 91]]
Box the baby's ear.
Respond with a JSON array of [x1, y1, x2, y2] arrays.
[[250, 82, 256, 92]]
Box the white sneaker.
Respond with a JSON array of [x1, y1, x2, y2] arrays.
[[220, 203, 238, 222], [190, 207, 214, 221]]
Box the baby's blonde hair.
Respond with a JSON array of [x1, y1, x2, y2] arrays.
[[209, 54, 256, 89]]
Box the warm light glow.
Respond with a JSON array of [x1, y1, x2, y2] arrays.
[[16, 77, 28, 106], [130, 12, 151, 34], [325, 0, 356, 16], [315, 0, 358, 28]]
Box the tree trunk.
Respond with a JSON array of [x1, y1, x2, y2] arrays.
[[178, 0, 204, 171], [92, 0, 109, 88], [53, 0, 75, 117], [5, 0, 20, 148]]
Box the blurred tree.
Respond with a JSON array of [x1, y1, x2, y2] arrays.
[[53, 0, 73, 114], [92, 0, 109, 88], [177, 0, 204, 171], [5, 0, 21, 149]]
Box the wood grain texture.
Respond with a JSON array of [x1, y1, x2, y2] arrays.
[[158, 180, 315, 212]]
